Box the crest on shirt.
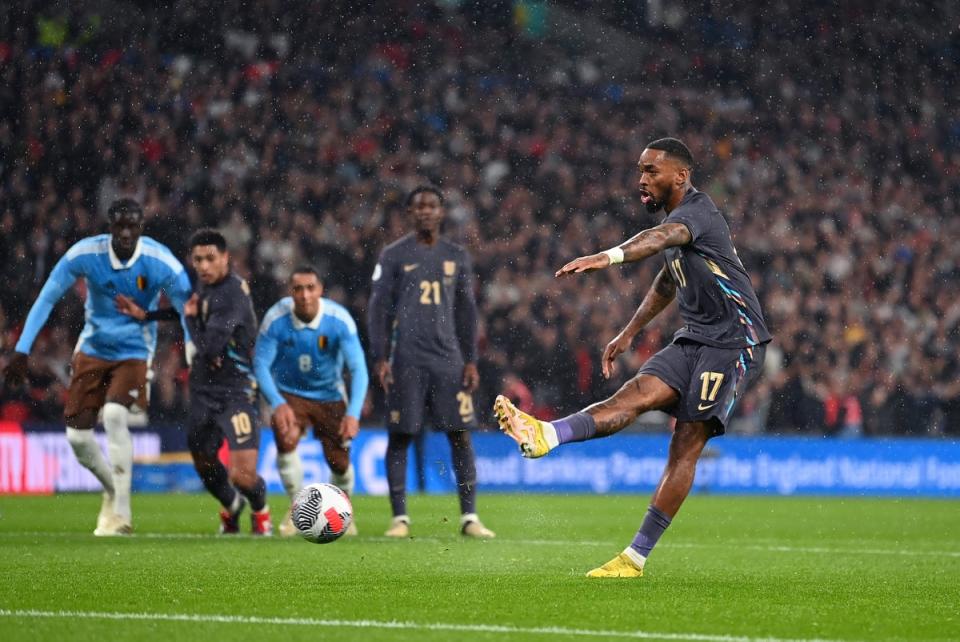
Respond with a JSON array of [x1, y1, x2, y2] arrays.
[[443, 261, 456, 276], [136, 275, 147, 290], [318, 335, 328, 350]]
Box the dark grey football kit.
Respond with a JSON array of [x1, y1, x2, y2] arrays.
[[639, 188, 771, 435], [185, 273, 261, 454], [367, 234, 479, 434]]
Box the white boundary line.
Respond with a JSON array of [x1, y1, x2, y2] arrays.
[[0, 531, 958, 558], [0, 608, 856, 642]]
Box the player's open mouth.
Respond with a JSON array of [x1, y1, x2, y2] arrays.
[[639, 189, 653, 205]]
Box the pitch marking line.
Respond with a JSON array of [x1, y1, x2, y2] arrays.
[[0, 608, 856, 642], [2, 531, 959, 558], [2, 531, 960, 559]]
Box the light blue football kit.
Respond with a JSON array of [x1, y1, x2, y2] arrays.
[[16, 234, 192, 362], [254, 297, 369, 419]]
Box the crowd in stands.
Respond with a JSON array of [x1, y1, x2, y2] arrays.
[[1, 0, 958, 436]]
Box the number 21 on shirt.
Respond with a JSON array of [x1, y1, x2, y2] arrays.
[[419, 280, 440, 304]]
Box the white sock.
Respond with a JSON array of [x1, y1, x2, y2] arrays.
[[330, 463, 355, 496], [102, 402, 132, 521], [459, 512, 479, 527], [66, 427, 114, 495], [541, 422, 560, 449], [277, 451, 304, 499], [622, 546, 647, 569]]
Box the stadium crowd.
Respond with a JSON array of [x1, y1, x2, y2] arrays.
[[1, 0, 958, 436]]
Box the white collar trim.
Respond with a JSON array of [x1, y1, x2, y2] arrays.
[[291, 299, 324, 330], [108, 237, 143, 270]]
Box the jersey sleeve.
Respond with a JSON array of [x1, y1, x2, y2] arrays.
[[253, 315, 286, 409], [186, 287, 242, 366], [161, 267, 194, 343], [366, 247, 398, 363], [454, 250, 479, 363], [15, 252, 83, 354], [664, 199, 713, 246], [338, 312, 369, 419]]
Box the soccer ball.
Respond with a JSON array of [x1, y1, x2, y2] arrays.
[[290, 482, 353, 544]]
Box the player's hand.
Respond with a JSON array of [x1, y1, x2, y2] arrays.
[[601, 331, 634, 379], [375, 360, 393, 392], [462, 362, 480, 392], [272, 403, 298, 440], [338, 415, 359, 441], [555, 253, 611, 277], [183, 293, 199, 317], [114, 294, 146, 321], [2, 353, 29, 387]]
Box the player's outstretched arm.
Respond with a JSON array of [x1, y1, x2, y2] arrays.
[[601, 266, 677, 379], [556, 222, 691, 277]]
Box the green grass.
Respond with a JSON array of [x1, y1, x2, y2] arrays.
[[0, 493, 958, 642]]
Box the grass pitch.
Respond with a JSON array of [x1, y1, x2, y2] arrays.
[[0, 493, 958, 642]]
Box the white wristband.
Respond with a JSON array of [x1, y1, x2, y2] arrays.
[[601, 247, 624, 265]]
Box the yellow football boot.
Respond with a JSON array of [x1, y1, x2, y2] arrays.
[[586, 553, 644, 579], [493, 395, 553, 458]]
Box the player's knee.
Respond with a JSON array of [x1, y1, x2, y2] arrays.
[[671, 422, 711, 458], [66, 410, 97, 431], [276, 436, 299, 454]]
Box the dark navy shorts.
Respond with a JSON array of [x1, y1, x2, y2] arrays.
[[188, 391, 261, 456], [639, 339, 767, 437], [387, 361, 477, 434]]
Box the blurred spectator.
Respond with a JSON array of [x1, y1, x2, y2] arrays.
[[1, 0, 958, 437]]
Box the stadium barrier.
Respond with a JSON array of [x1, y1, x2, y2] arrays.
[[3, 422, 959, 496]]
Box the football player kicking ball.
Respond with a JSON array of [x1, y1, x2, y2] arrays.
[[495, 139, 771, 577], [254, 266, 369, 536]]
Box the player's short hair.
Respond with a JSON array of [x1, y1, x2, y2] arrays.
[[189, 229, 228, 252], [405, 185, 444, 207], [107, 198, 143, 223], [646, 138, 694, 168], [290, 265, 323, 284]]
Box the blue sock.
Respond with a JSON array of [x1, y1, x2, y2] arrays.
[[551, 412, 596, 444], [629, 505, 672, 558]]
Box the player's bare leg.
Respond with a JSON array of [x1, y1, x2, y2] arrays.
[[587, 419, 712, 579], [495, 374, 677, 457], [230, 449, 272, 536]]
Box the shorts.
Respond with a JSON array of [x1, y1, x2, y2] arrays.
[[279, 393, 350, 451], [65, 352, 148, 419], [639, 339, 767, 437], [187, 391, 260, 457], [387, 361, 477, 435]]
